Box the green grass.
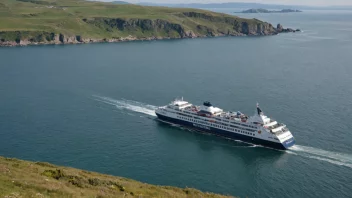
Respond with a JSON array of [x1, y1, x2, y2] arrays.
[[0, 0, 276, 44], [0, 156, 235, 198]]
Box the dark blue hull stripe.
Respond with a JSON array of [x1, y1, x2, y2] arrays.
[[156, 113, 295, 150]]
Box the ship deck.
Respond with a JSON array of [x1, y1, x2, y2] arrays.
[[180, 105, 248, 122]]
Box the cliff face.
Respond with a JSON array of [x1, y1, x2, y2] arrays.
[[0, 31, 87, 46], [181, 12, 277, 36], [83, 18, 190, 38]]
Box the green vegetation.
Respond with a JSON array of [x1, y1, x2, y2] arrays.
[[0, 0, 277, 46], [0, 156, 234, 197]]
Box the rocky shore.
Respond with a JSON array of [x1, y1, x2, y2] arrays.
[[0, 23, 299, 47]]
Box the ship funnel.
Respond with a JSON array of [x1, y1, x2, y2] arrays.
[[203, 101, 212, 107]]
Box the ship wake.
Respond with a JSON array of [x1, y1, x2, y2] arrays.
[[93, 95, 352, 168], [93, 95, 157, 117], [289, 145, 352, 168]]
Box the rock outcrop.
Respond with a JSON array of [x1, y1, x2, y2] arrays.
[[276, 24, 301, 33], [277, 24, 283, 32]]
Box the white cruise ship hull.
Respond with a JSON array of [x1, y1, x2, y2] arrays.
[[156, 112, 295, 150]]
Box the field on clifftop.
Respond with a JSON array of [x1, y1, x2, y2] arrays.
[[0, 0, 276, 44], [0, 156, 234, 198]]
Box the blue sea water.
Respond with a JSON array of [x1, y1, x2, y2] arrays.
[[0, 10, 352, 198]]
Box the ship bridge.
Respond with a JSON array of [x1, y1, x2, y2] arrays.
[[168, 98, 192, 110], [198, 101, 223, 116]]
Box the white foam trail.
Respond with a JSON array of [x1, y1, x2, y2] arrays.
[[93, 95, 157, 117], [285, 150, 298, 155], [307, 156, 352, 169], [289, 145, 352, 168], [93, 95, 352, 168]]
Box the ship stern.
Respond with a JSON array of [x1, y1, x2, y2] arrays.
[[282, 137, 295, 149]]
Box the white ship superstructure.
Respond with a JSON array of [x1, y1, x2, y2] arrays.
[[155, 98, 295, 150]]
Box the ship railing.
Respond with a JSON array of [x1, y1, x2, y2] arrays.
[[271, 125, 285, 133], [271, 126, 289, 134]]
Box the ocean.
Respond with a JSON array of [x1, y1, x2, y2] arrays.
[[0, 9, 351, 198]]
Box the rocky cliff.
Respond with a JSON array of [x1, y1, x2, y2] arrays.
[[0, 19, 297, 47]]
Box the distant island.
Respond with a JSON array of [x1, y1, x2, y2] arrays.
[[0, 0, 299, 47], [236, 9, 303, 13], [0, 156, 233, 197], [111, 1, 130, 4], [138, 2, 352, 10]]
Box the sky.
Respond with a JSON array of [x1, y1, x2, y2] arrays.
[[119, 0, 352, 6]]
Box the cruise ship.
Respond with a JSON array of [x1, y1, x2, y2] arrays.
[[155, 98, 295, 150]]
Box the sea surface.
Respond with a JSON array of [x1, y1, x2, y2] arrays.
[[1, 10, 352, 198]]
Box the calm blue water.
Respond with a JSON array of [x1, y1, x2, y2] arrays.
[[1, 10, 352, 198]]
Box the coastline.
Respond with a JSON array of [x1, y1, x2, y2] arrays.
[[0, 27, 300, 47], [0, 0, 299, 48], [0, 34, 253, 47]]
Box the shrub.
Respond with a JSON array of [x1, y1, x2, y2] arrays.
[[88, 178, 102, 186], [68, 176, 84, 188], [42, 169, 65, 180]]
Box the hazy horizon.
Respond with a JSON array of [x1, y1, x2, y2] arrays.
[[106, 0, 352, 7]]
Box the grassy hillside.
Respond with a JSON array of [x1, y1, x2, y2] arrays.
[[0, 156, 234, 198], [0, 0, 278, 46]]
